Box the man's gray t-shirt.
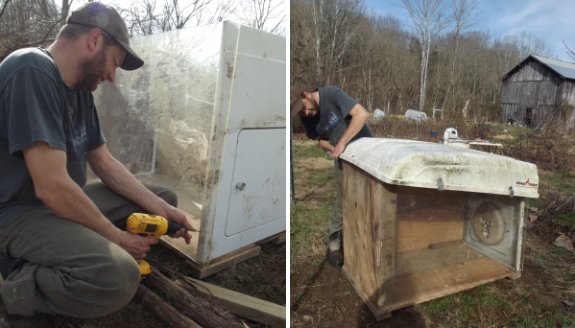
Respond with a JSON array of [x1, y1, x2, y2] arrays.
[[315, 86, 372, 146], [0, 48, 105, 221]]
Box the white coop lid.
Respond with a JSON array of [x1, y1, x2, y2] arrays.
[[340, 138, 539, 198]]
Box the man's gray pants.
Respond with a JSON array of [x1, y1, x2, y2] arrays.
[[0, 182, 176, 318], [328, 160, 343, 251]]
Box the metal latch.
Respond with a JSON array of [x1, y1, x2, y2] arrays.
[[437, 178, 444, 191]]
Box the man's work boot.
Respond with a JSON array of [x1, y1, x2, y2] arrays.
[[326, 231, 343, 267]]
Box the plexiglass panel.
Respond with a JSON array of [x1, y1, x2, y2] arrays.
[[93, 25, 223, 211]]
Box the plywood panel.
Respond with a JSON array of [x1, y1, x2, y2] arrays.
[[396, 187, 466, 253], [344, 244, 516, 319], [160, 210, 201, 258], [397, 206, 464, 253], [343, 163, 396, 308], [389, 247, 515, 311]]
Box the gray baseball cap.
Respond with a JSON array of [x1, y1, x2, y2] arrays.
[[67, 2, 143, 70]]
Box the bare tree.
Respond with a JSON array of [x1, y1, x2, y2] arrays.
[[237, 0, 285, 34], [124, 0, 158, 36], [290, 0, 552, 122], [563, 40, 575, 61], [510, 31, 550, 60], [0, 0, 66, 61], [302, 0, 362, 85], [402, 0, 446, 112], [121, 0, 234, 36], [442, 0, 476, 114]]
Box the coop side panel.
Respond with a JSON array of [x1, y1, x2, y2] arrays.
[[395, 187, 465, 253], [200, 22, 286, 262], [342, 163, 396, 312], [197, 22, 240, 263]]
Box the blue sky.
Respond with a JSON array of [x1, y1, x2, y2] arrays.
[[363, 0, 575, 62]]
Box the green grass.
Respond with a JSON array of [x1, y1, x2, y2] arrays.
[[305, 168, 333, 186], [538, 170, 575, 231], [526, 198, 544, 209], [565, 273, 575, 282], [290, 201, 332, 254], [294, 142, 326, 159], [419, 285, 513, 327], [511, 313, 575, 328], [551, 212, 575, 231], [422, 296, 452, 314], [488, 123, 525, 137], [540, 170, 575, 195]]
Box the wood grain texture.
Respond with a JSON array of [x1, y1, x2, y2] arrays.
[[341, 162, 521, 321], [177, 277, 286, 328]]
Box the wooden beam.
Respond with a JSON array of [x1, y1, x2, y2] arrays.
[[176, 277, 286, 328], [184, 244, 261, 279], [136, 285, 202, 328], [143, 271, 242, 328]]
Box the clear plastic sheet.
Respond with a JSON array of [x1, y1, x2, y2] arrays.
[[94, 25, 223, 208]]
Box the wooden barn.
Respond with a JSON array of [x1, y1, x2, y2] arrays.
[[501, 55, 575, 130]]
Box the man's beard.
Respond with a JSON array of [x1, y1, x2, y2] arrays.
[[74, 47, 107, 91]]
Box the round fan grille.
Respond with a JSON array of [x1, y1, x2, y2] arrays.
[[471, 201, 505, 245]]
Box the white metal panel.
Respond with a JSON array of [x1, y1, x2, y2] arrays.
[[465, 195, 522, 269], [200, 23, 286, 261], [340, 138, 539, 198], [225, 128, 286, 236], [226, 25, 286, 128]]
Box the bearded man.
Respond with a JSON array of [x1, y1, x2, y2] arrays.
[[0, 2, 192, 318]]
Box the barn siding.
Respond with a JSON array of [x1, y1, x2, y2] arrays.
[[560, 81, 575, 130], [501, 57, 575, 130]]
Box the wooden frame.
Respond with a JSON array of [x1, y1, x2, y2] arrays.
[[342, 162, 522, 320]]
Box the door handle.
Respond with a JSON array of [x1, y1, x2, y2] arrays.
[[235, 182, 246, 191]]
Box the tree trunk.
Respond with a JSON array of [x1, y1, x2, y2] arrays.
[[137, 285, 202, 328], [143, 270, 243, 328]]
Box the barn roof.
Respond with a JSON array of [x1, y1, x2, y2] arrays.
[[502, 55, 575, 81]]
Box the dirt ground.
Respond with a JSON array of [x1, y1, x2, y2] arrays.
[[0, 240, 286, 328], [290, 136, 575, 328]]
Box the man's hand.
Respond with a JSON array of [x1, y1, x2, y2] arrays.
[[332, 104, 371, 159], [332, 142, 346, 159], [116, 230, 159, 261], [89, 145, 194, 245], [163, 205, 194, 245]]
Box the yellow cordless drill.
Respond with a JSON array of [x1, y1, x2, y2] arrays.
[[126, 213, 184, 277]]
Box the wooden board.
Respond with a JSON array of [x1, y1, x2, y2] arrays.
[[181, 277, 286, 328], [343, 162, 397, 309], [257, 231, 286, 245], [159, 209, 278, 278], [389, 248, 516, 311], [159, 209, 260, 278], [160, 210, 201, 258], [184, 244, 261, 279], [396, 187, 466, 253], [344, 244, 516, 320]]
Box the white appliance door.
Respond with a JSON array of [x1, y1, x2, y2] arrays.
[[225, 128, 286, 236]]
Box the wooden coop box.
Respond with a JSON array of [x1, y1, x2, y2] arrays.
[[339, 138, 539, 320]]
